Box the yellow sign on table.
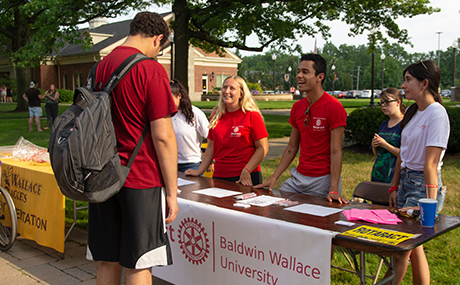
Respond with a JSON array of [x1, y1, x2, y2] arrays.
[[340, 225, 415, 245], [1, 158, 65, 252]]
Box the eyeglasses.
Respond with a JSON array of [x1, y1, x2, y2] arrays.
[[378, 99, 398, 107], [304, 106, 311, 127]]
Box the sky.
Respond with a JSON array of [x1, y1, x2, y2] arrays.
[[107, 0, 459, 56]]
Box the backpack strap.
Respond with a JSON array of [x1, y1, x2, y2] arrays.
[[126, 125, 150, 168], [85, 61, 99, 90], [102, 53, 152, 168], [103, 53, 151, 94]]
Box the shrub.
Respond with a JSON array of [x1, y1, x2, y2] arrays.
[[346, 106, 460, 153], [446, 107, 460, 153], [247, 82, 263, 94], [58, 89, 74, 103], [345, 107, 387, 146]]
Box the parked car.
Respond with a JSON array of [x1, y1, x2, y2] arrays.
[[262, 90, 274, 94], [361, 90, 372, 98], [441, 89, 451, 98], [346, 90, 363, 98], [361, 89, 381, 98], [336, 91, 346, 98]]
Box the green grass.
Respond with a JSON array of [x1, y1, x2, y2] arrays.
[[1, 100, 459, 284]]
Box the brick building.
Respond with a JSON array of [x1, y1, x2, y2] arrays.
[[0, 12, 241, 101]]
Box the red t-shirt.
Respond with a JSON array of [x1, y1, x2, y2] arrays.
[[96, 46, 177, 188], [208, 109, 268, 178], [289, 92, 347, 177]]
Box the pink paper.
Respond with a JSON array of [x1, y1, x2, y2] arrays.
[[342, 209, 402, 225]]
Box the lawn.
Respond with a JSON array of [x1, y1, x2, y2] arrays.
[[1, 100, 459, 284]]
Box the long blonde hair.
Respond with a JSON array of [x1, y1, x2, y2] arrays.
[[209, 76, 262, 129]]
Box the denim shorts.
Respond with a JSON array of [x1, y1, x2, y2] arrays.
[[178, 162, 201, 172], [28, 106, 42, 117], [397, 168, 445, 213]]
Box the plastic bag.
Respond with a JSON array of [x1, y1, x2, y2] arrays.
[[12, 137, 49, 163]]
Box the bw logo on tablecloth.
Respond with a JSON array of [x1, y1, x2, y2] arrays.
[[177, 217, 210, 265]]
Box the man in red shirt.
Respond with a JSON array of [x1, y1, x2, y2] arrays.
[[87, 12, 178, 284], [256, 54, 348, 204]]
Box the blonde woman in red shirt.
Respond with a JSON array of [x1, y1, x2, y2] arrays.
[[185, 76, 268, 186]]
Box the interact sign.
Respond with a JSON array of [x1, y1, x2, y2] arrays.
[[1, 158, 65, 252], [152, 198, 334, 284]]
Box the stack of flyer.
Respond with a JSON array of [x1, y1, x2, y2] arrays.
[[342, 209, 403, 225]]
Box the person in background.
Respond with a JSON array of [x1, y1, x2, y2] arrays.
[[0, 84, 6, 103], [6, 86, 13, 103], [87, 12, 178, 285], [22, 81, 44, 132], [185, 75, 269, 186], [43, 84, 60, 130], [170, 79, 210, 172], [386, 60, 450, 285], [255, 54, 348, 204], [371, 88, 406, 183]]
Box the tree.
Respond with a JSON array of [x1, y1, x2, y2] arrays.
[[172, 0, 439, 94], [0, 0, 154, 111]]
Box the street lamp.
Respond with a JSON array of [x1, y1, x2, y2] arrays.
[[288, 66, 292, 88], [368, 29, 377, 107], [331, 65, 336, 97], [380, 53, 386, 92], [369, 51, 376, 107], [453, 40, 458, 87], [272, 54, 277, 92]]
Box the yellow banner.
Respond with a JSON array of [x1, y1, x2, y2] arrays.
[[1, 158, 65, 252], [340, 225, 415, 245]]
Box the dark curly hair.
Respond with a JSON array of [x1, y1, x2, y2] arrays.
[[130, 12, 170, 46], [170, 79, 194, 125]]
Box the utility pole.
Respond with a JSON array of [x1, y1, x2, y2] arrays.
[[436, 32, 443, 68], [357, 66, 361, 90]]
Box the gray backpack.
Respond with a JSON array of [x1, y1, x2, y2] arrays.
[[49, 53, 151, 203]]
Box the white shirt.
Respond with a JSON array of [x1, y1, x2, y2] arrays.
[[172, 105, 209, 164], [400, 103, 450, 171]]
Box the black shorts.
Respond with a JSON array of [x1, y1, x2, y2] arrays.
[[87, 187, 172, 269]]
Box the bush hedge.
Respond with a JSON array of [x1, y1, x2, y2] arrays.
[[345, 106, 460, 153], [58, 89, 74, 103]]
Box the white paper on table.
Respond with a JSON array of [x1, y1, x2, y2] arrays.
[[177, 178, 196, 186], [238, 195, 286, 207], [285, 203, 344, 217], [192, 188, 242, 198]]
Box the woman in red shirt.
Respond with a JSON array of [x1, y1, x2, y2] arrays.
[[185, 76, 268, 186]]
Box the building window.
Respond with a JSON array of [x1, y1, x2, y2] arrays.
[[216, 74, 229, 89], [62, 74, 67, 89], [73, 73, 83, 89]]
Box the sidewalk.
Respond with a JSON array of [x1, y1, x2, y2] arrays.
[[0, 226, 172, 284], [0, 137, 289, 284]]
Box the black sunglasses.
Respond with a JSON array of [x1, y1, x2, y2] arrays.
[[378, 99, 398, 107], [304, 106, 311, 127]]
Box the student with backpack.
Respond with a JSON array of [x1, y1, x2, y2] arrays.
[[86, 12, 178, 284]]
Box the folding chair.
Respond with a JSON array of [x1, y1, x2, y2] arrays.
[[332, 181, 391, 284], [352, 181, 391, 206]]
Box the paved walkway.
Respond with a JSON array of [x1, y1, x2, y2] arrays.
[[0, 137, 289, 284]]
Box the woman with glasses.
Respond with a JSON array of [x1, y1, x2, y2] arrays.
[[385, 60, 450, 285], [185, 76, 268, 186], [370, 88, 406, 183]]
